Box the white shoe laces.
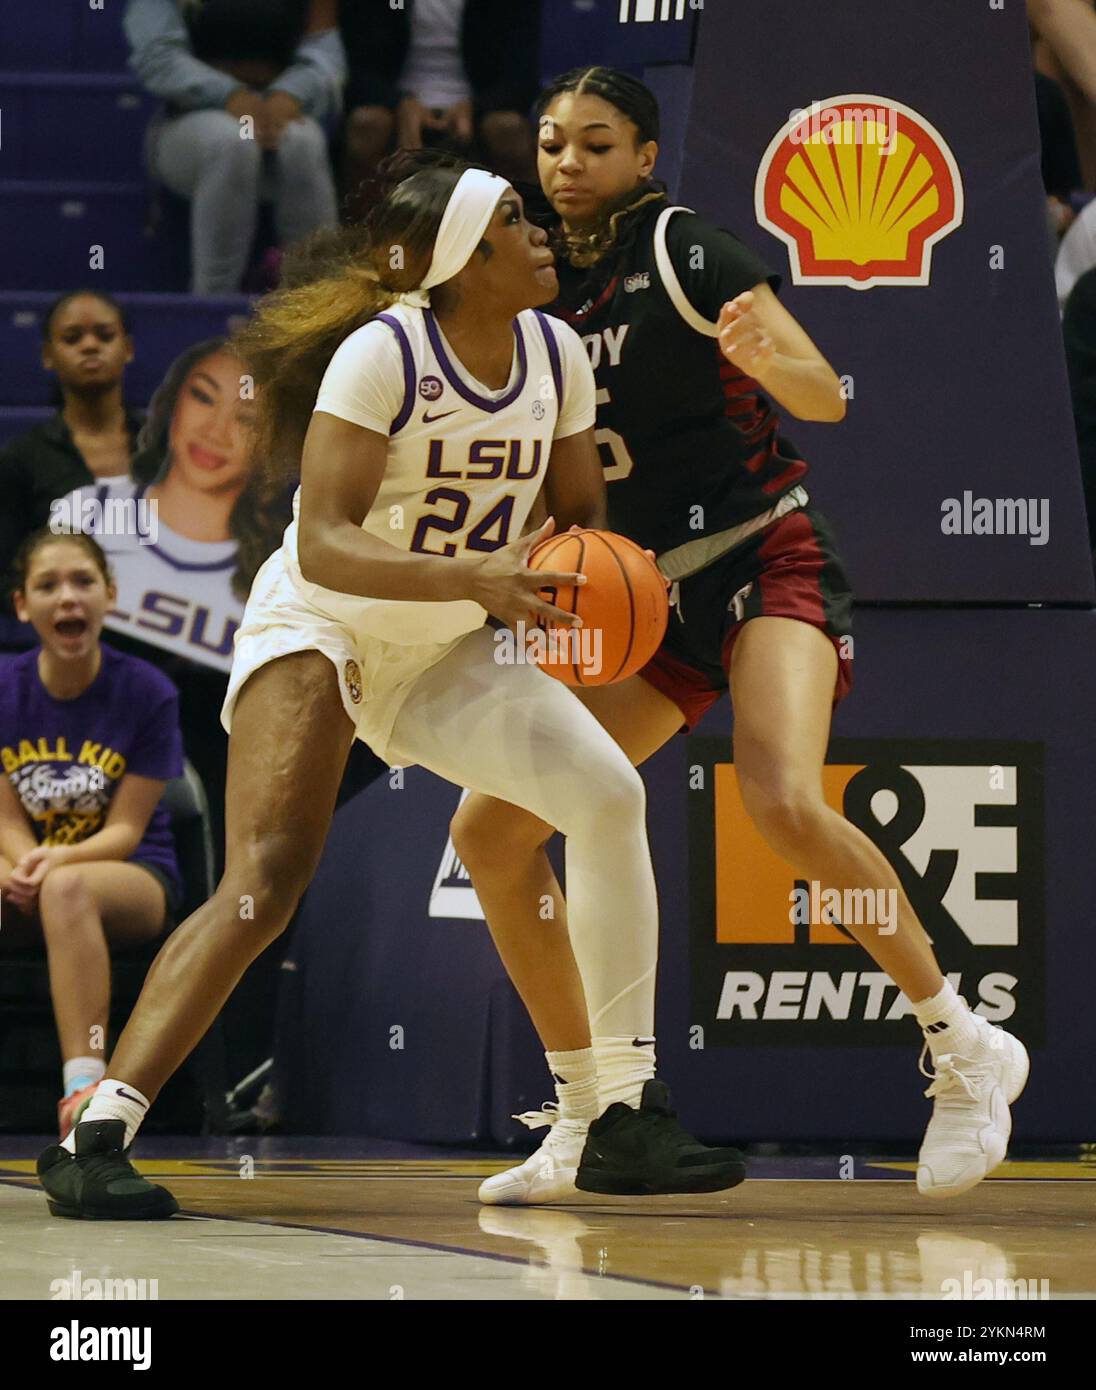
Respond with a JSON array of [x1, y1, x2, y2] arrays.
[[919, 1045, 983, 1104], [919, 1014, 1008, 1103], [509, 1102, 587, 1178], [512, 1102, 561, 1132]]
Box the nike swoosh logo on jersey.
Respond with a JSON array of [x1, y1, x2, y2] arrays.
[[422, 408, 459, 423]]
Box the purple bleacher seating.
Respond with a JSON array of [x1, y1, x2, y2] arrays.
[[76, 0, 133, 73], [0, 75, 153, 182], [0, 0, 129, 75], [0, 293, 253, 408], [0, 4, 305, 302], [0, 181, 188, 291], [0, 303, 48, 406], [0, 3, 76, 73], [0, 406, 53, 449]]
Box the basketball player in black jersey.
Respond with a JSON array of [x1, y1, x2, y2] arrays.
[[463, 67, 1029, 1205]]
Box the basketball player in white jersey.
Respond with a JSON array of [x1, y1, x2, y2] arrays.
[[37, 157, 745, 1219]]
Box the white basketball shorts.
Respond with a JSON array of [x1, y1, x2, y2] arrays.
[[221, 548, 468, 765]]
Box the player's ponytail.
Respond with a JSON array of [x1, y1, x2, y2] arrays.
[[535, 66, 666, 269], [232, 153, 473, 489]]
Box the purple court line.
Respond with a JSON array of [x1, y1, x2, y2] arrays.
[[0, 1174, 723, 1299], [171, 1204, 727, 1298]]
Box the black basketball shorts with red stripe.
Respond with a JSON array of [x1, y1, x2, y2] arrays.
[[639, 507, 855, 730]]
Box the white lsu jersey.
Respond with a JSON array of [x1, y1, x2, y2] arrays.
[[282, 302, 596, 646]]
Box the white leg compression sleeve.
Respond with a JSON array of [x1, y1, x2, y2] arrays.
[[386, 627, 658, 1039]]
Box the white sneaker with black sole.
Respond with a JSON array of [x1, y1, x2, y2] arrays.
[[916, 1016, 1029, 1198]]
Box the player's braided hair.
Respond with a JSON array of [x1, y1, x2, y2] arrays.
[[230, 151, 481, 494], [537, 65, 661, 148]]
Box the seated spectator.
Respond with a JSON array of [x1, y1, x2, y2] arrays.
[[339, 0, 539, 222], [123, 0, 346, 293], [0, 530, 184, 1138], [0, 292, 140, 613]]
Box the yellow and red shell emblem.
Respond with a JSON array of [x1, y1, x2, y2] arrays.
[[755, 95, 963, 289]]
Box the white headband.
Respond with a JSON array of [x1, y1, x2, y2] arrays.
[[399, 169, 509, 305]]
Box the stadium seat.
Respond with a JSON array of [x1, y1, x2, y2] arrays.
[[0, 0, 130, 75], [76, 0, 133, 73], [0, 4, 76, 73], [0, 181, 189, 291], [0, 75, 152, 182]]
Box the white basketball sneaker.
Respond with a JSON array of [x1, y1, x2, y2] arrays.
[[478, 1103, 589, 1207], [916, 1015, 1029, 1198]]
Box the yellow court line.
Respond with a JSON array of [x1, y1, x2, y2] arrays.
[[868, 1161, 1096, 1180], [0, 1159, 514, 1178], [4, 1156, 1092, 1181]]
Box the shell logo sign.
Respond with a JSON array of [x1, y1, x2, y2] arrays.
[[755, 95, 964, 289]]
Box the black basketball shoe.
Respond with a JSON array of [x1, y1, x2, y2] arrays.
[[575, 1079, 747, 1195], [37, 1119, 178, 1220]]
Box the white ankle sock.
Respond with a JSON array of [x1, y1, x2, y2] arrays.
[[912, 980, 980, 1056], [545, 1048, 599, 1123], [60, 1078, 151, 1153], [62, 1056, 105, 1098], [592, 1035, 656, 1109]]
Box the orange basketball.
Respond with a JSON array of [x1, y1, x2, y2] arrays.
[[527, 528, 669, 686]]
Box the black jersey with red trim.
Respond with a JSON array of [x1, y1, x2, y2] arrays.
[[548, 199, 810, 557]]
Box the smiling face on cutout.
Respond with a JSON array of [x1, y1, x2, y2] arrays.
[[166, 350, 259, 499]]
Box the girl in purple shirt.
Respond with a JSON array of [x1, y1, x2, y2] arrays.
[[0, 529, 183, 1137]]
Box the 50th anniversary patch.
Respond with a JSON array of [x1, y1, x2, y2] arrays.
[[688, 738, 1045, 1046]]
